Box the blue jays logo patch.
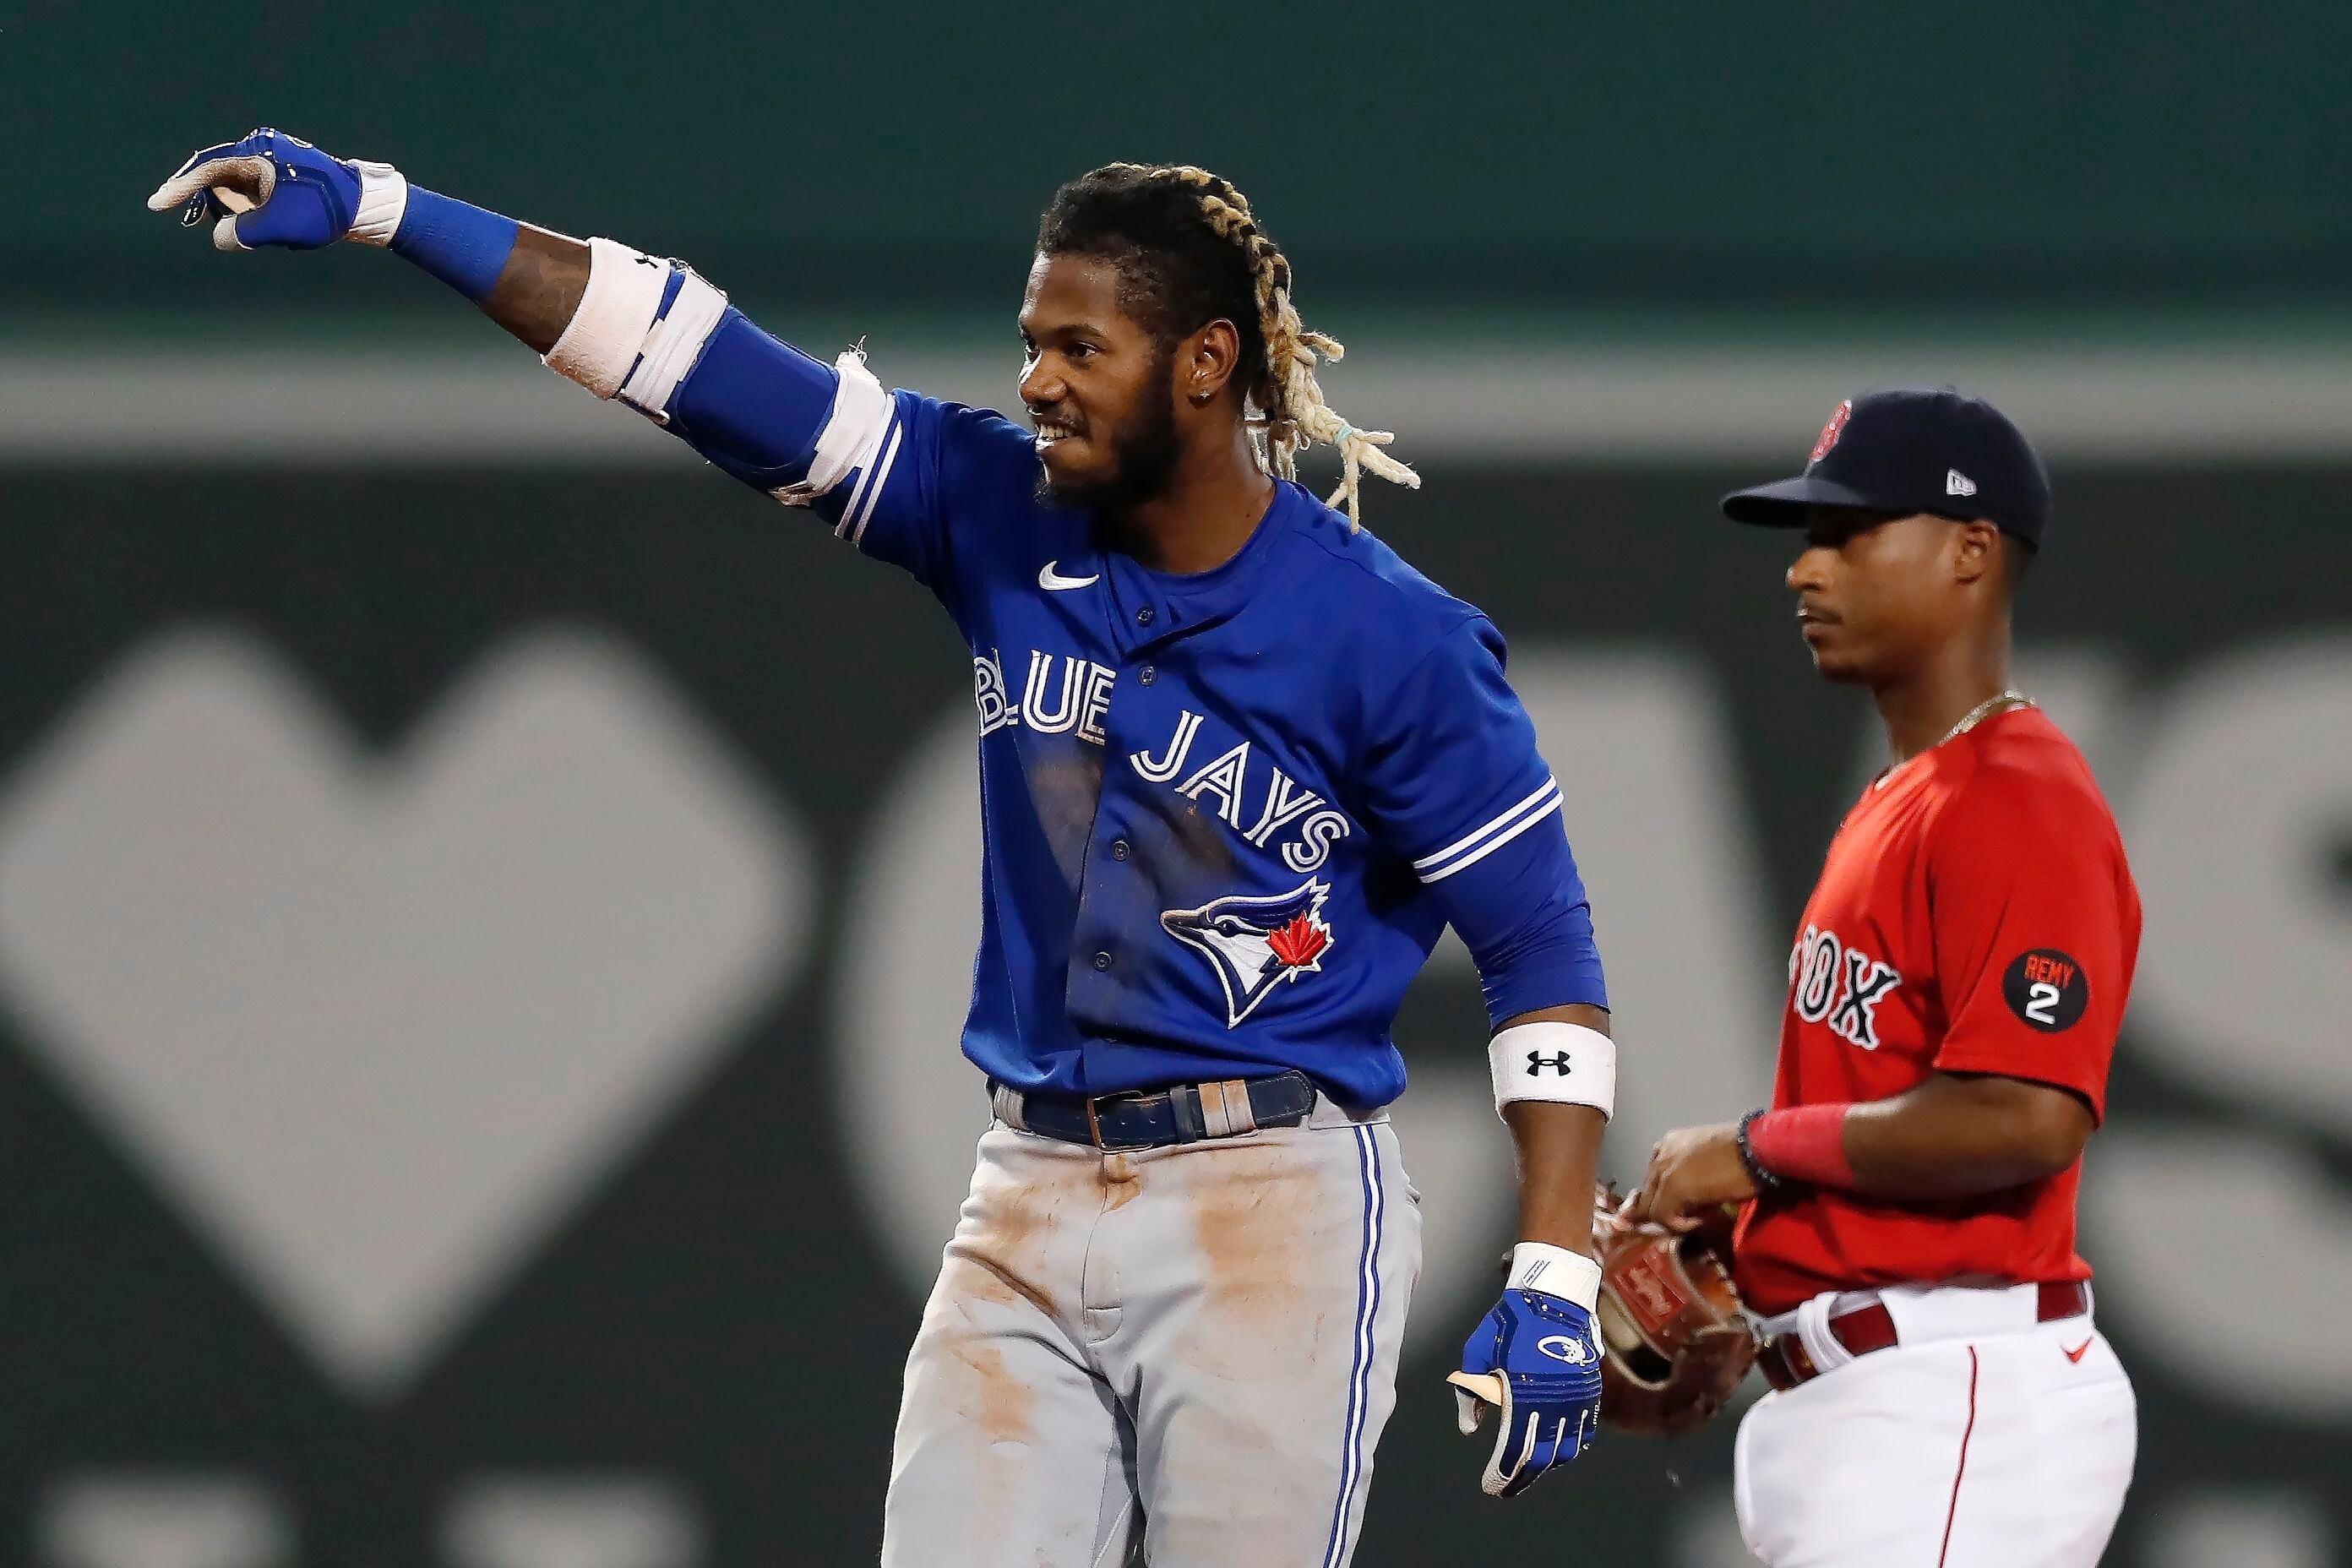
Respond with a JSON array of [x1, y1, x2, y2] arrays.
[[1161, 879, 1337, 1028]]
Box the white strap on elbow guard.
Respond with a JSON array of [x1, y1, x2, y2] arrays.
[[617, 266, 727, 418], [771, 351, 893, 506], [543, 237, 726, 414], [1489, 1021, 1615, 1119]]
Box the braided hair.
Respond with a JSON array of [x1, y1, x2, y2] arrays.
[[1036, 163, 1418, 529]]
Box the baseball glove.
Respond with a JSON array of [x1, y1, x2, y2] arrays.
[[1588, 1184, 1756, 1435]]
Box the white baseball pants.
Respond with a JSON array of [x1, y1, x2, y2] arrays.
[[1734, 1283, 2137, 1567]]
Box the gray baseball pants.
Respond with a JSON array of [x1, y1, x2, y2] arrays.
[[879, 1092, 1423, 1567]]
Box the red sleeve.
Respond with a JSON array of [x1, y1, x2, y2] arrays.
[[1925, 759, 2136, 1120]]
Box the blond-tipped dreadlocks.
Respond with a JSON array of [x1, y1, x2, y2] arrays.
[[1037, 163, 1418, 529]]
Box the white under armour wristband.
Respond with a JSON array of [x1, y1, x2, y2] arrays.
[[1507, 1241, 1602, 1312], [1489, 1020, 1615, 1119], [542, 237, 726, 413]]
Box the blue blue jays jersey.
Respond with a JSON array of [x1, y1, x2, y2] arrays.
[[664, 314, 1605, 1107]]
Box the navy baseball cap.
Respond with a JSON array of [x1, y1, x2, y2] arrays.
[[1721, 387, 2051, 547]]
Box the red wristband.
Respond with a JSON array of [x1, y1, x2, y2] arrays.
[[1747, 1102, 1857, 1189]]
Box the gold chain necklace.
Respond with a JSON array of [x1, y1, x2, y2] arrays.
[[1876, 689, 2034, 787], [1935, 689, 2033, 749]]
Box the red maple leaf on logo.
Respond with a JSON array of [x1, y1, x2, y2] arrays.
[[1266, 914, 1329, 968]]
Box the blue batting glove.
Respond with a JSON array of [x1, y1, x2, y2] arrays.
[[1449, 1244, 1604, 1497], [144, 128, 373, 252]]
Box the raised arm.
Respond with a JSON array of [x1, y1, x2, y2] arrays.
[[149, 130, 901, 506], [145, 127, 1032, 602]]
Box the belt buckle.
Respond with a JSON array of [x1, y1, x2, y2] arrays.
[[1083, 1091, 1155, 1153]]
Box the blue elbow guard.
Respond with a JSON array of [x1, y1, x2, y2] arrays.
[[665, 310, 841, 488]]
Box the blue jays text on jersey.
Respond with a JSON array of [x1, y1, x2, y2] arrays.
[[636, 302, 1607, 1107]]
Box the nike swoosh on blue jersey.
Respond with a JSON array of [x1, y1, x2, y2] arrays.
[[1038, 560, 1100, 591]]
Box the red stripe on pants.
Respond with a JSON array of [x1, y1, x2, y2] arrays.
[[1937, 1346, 1981, 1567]]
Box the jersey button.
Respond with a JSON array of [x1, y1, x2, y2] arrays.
[[1139, 666, 1157, 685], [1092, 950, 1113, 971], [1110, 840, 1130, 861], [1136, 607, 1156, 626]]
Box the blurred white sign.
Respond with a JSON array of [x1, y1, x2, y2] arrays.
[[444, 1476, 703, 1568], [39, 1474, 289, 1568]]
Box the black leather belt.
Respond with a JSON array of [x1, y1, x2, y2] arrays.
[[1002, 1070, 1319, 1152]]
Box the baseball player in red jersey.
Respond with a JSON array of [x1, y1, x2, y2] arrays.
[[1625, 388, 2140, 1566]]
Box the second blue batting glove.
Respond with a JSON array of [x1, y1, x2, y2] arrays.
[[1449, 1244, 1604, 1497]]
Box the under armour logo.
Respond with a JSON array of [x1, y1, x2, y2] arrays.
[[1525, 1051, 1574, 1075]]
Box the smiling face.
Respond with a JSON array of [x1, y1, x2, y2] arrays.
[[1017, 251, 1184, 514], [1786, 507, 2005, 685]]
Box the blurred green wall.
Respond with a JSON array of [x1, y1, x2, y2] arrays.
[[25, 1, 2349, 320]]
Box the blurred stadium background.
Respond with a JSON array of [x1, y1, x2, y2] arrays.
[[4, 3, 2349, 1564]]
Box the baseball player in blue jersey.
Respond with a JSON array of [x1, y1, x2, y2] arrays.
[[150, 130, 1624, 1565]]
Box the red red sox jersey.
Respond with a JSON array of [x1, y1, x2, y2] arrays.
[[1733, 706, 2142, 1315]]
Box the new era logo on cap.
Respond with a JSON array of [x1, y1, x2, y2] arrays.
[[1946, 470, 1977, 497]]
